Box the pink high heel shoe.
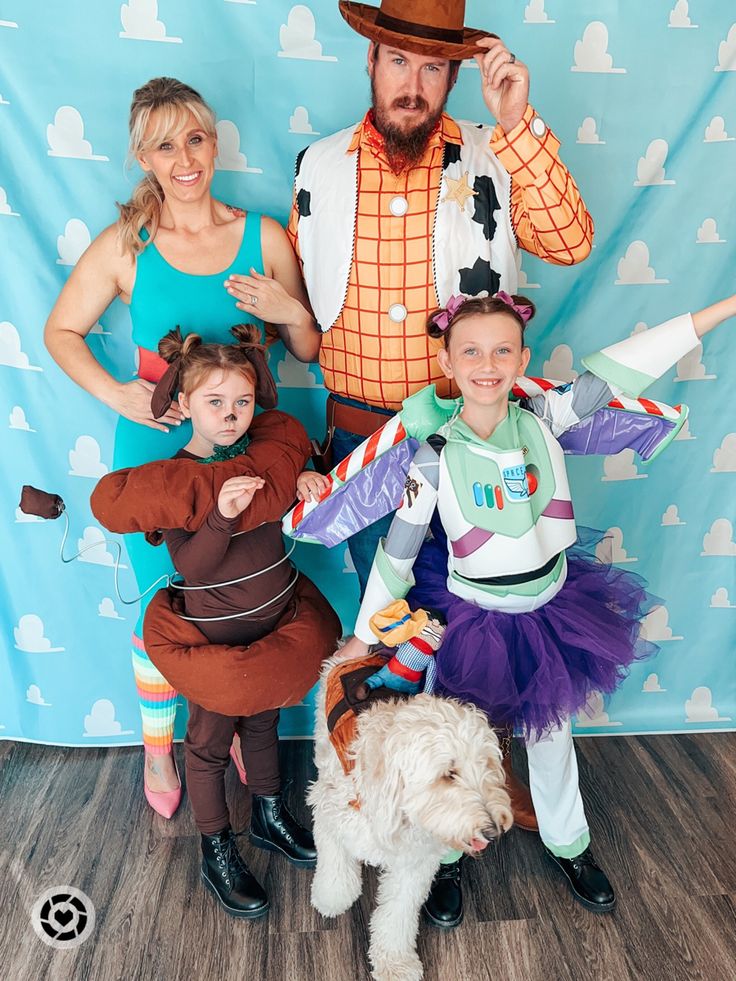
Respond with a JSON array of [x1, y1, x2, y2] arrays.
[[230, 738, 248, 785], [144, 755, 182, 819]]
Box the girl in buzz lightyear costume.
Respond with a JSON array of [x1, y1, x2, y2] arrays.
[[296, 288, 736, 914]]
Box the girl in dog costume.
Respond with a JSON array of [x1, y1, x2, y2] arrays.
[[91, 325, 340, 919], [336, 289, 736, 914]]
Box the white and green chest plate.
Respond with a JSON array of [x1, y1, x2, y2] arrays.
[[436, 408, 576, 580]]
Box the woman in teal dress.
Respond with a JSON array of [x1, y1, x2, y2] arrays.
[[45, 77, 320, 817]]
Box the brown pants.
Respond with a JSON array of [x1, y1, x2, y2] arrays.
[[184, 702, 281, 835]]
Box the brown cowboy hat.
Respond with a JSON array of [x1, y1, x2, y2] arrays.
[[338, 0, 489, 60]]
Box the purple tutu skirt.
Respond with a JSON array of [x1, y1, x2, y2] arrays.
[[407, 529, 659, 736]]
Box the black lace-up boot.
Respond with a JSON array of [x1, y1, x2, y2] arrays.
[[422, 858, 464, 928], [200, 827, 269, 918], [545, 846, 616, 911], [249, 794, 318, 867]]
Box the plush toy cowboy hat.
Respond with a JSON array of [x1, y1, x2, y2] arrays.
[[338, 0, 488, 60]]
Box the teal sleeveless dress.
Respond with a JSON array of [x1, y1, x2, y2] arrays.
[[113, 213, 264, 653]]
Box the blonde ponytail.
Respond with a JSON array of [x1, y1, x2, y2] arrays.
[[117, 175, 164, 257]]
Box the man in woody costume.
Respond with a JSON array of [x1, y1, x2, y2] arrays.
[[286, 0, 594, 928]]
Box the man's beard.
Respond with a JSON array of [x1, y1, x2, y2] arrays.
[[370, 81, 448, 172]]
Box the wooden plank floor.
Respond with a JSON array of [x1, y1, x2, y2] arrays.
[[1, 733, 735, 981]]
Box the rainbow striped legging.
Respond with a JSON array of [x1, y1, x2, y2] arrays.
[[113, 416, 192, 755]]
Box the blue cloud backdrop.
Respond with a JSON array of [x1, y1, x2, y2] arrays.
[[1, 0, 734, 744]]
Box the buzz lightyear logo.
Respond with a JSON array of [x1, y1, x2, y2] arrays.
[[502, 464, 530, 501]]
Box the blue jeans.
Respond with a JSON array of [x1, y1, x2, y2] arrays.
[[331, 426, 395, 599]]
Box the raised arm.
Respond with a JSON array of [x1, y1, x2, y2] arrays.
[[525, 298, 735, 437], [474, 37, 593, 266], [224, 216, 320, 362], [691, 293, 736, 339], [44, 224, 182, 432]]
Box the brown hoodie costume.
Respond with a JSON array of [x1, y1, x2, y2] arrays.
[[91, 410, 341, 717]]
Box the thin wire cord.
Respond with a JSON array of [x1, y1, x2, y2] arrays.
[[175, 569, 299, 622], [170, 539, 296, 590], [58, 513, 168, 606], [58, 513, 298, 615]]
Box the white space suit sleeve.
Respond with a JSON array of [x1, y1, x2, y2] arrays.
[[354, 442, 440, 644], [581, 313, 699, 398], [523, 373, 622, 438]]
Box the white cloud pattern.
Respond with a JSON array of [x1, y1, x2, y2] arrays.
[[696, 218, 726, 244], [634, 139, 675, 186], [9, 406, 34, 431], [524, 0, 555, 25], [289, 106, 320, 135], [0, 322, 42, 371], [47, 106, 108, 160], [685, 687, 731, 723], [704, 116, 734, 142], [668, 1, 697, 29], [276, 350, 323, 388], [642, 674, 666, 693], [68, 435, 109, 478], [640, 605, 683, 642], [98, 597, 125, 620], [571, 22, 626, 73], [711, 434, 736, 472], [215, 120, 263, 173], [119, 0, 182, 43], [615, 241, 669, 285], [701, 519, 736, 557], [595, 526, 637, 564], [602, 448, 647, 482], [56, 218, 91, 265], [715, 24, 736, 72], [26, 684, 51, 706], [577, 117, 605, 145], [278, 5, 337, 61], [83, 699, 134, 736], [14, 614, 65, 653], [542, 344, 577, 383], [0, 186, 19, 216], [661, 504, 685, 527], [710, 588, 735, 609], [77, 526, 126, 567]]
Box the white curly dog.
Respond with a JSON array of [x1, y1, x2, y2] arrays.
[[309, 654, 513, 981]]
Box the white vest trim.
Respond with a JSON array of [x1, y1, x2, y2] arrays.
[[294, 119, 518, 332]]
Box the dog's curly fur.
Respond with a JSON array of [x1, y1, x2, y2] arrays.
[[309, 652, 513, 981]]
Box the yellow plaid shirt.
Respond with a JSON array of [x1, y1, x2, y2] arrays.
[[288, 104, 593, 410]]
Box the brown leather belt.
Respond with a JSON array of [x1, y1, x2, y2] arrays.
[[326, 395, 395, 438]]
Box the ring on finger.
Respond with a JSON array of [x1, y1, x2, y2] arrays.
[[509, 52, 516, 64], [250, 294, 258, 306]]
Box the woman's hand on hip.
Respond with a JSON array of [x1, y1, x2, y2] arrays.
[[111, 379, 184, 432], [225, 268, 307, 327]]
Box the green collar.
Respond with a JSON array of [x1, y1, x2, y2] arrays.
[[446, 405, 517, 448], [197, 432, 251, 465]]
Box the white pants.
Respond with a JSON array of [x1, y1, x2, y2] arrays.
[[525, 717, 590, 858]]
